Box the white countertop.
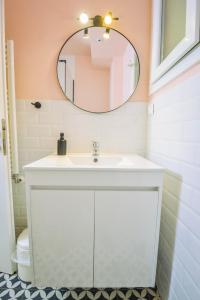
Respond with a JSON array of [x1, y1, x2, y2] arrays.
[[23, 153, 164, 172]]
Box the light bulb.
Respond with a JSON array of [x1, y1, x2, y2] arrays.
[[79, 12, 89, 24], [103, 32, 109, 39], [104, 12, 112, 25], [103, 28, 110, 39]]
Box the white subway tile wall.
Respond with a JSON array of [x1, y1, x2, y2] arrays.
[[14, 100, 147, 236], [147, 71, 200, 300]]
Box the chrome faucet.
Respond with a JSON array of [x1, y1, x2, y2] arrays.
[[92, 141, 99, 157]]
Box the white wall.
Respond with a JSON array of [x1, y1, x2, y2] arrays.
[[147, 71, 200, 300], [14, 100, 147, 235]]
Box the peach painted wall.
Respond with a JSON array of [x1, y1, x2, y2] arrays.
[[5, 0, 151, 101], [75, 55, 110, 112]]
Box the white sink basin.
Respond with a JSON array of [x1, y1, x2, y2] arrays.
[[68, 155, 123, 166], [23, 153, 163, 171]]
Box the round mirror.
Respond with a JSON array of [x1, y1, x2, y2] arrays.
[[57, 27, 140, 113]]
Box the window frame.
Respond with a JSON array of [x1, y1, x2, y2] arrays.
[[150, 0, 200, 93]]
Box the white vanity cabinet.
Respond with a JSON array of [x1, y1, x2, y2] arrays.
[[24, 154, 163, 288]]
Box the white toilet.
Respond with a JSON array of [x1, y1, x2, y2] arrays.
[[15, 228, 32, 282]]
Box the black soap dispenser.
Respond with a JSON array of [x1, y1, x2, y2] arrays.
[[57, 132, 67, 155]]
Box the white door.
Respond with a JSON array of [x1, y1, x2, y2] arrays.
[[30, 189, 94, 287], [0, 0, 16, 274], [94, 191, 158, 287]]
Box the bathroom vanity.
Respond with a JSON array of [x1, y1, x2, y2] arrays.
[[24, 154, 163, 288]]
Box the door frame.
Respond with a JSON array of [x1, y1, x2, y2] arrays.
[[0, 0, 16, 274]]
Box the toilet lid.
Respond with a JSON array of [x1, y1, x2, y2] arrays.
[[17, 228, 29, 250]]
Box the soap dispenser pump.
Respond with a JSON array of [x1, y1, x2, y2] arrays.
[[57, 132, 67, 155]]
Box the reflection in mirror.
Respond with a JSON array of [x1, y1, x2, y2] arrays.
[[57, 27, 140, 113]]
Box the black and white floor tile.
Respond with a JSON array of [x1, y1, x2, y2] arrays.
[[0, 273, 161, 300]]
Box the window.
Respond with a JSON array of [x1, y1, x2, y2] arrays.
[[150, 0, 200, 93]]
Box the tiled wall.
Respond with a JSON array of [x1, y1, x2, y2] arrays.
[[14, 100, 147, 236], [147, 72, 200, 300]]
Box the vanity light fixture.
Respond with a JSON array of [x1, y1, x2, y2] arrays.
[[78, 11, 118, 40], [78, 11, 119, 27], [103, 28, 110, 39]]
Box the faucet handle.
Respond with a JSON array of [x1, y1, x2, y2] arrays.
[[92, 141, 99, 148]]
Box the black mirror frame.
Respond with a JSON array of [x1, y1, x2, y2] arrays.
[[56, 26, 140, 114]]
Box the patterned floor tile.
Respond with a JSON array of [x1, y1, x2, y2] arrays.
[[0, 272, 161, 300]]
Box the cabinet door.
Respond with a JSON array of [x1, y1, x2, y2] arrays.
[[30, 190, 94, 288], [94, 191, 158, 287]]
